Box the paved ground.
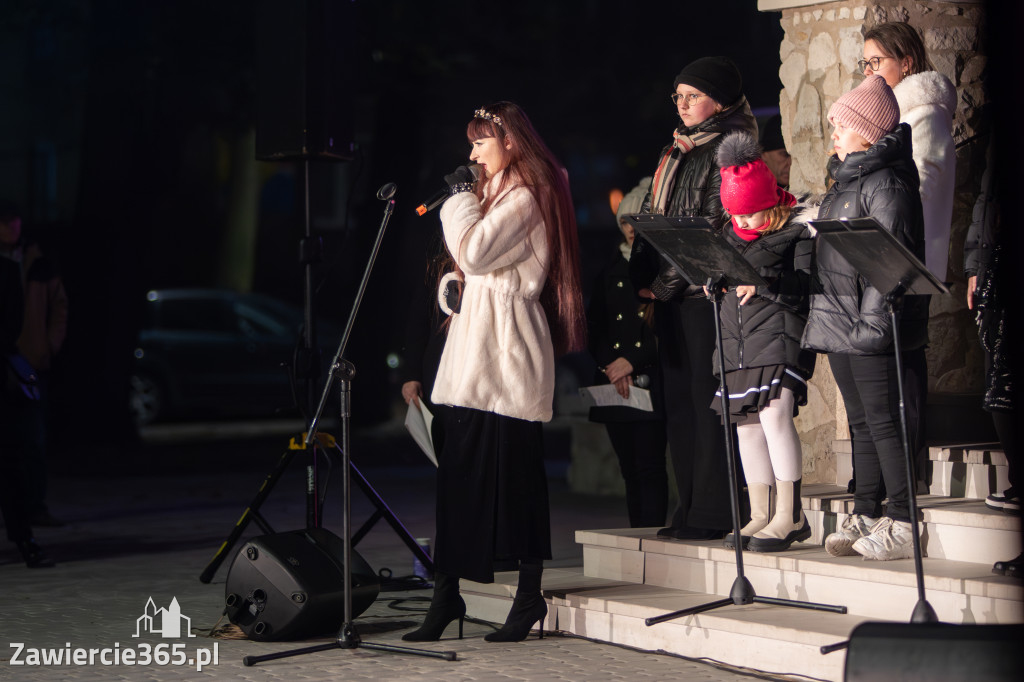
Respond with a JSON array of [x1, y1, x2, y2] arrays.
[[0, 423, 772, 681]]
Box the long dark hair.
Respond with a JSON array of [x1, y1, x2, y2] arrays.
[[461, 101, 585, 355], [864, 22, 934, 75]]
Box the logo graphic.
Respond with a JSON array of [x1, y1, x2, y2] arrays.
[[133, 597, 196, 639]]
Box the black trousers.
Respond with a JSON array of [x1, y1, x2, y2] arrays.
[[657, 297, 732, 530], [605, 420, 668, 528], [829, 352, 911, 522]]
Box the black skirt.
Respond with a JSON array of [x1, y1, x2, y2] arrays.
[[710, 364, 808, 427], [434, 406, 552, 583]]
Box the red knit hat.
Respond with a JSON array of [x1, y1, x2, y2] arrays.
[[827, 75, 900, 145], [720, 158, 783, 215], [717, 131, 791, 215]]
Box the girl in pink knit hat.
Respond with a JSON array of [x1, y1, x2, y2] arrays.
[[709, 131, 816, 552], [802, 75, 930, 561]]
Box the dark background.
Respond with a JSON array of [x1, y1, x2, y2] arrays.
[[1, 0, 787, 461]]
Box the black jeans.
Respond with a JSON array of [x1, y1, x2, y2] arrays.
[[829, 352, 910, 522]]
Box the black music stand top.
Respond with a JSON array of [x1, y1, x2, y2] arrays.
[[810, 217, 949, 298], [625, 214, 767, 289]]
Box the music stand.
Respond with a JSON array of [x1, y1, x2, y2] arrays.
[[626, 215, 847, 625], [242, 187, 456, 666], [811, 217, 949, 645]]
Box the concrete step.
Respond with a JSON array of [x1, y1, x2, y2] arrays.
[[928, 443, 1010, 499], [461, 567, 860, 681], [833, 440, 1010, 500], [576, 528, 1024, 625]]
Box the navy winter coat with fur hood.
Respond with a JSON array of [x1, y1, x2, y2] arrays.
[[801, 123, 929, 355]]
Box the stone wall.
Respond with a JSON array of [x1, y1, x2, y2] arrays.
[[764, 0, 988, 483]]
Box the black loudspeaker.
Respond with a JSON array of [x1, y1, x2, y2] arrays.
[[224, 528, 379, 641], [255, 0, 355, 161], [844, 621, 1023, 681]]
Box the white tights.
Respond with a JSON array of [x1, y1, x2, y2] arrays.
[[736, 387, 802, 486]]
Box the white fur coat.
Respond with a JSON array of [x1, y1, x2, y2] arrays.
[[431, 171, 554, 422], [894, 70, 957, 281]]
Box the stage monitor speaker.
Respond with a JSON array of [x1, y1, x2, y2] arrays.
[[224, 528, 379, 641], [844, 621, 1023, 682], [255, 0, 355, 162]]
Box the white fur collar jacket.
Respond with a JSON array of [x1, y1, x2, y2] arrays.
[[431, 170, 554, 422], [894, 70, 957, 281]]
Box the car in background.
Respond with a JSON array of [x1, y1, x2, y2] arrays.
[[130, 289, 339, 425]]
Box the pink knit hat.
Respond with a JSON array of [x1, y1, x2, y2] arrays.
[[827, 75, 900, 145]]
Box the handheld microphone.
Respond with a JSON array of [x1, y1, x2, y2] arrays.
[[415, 164, 480, 216], [633, 374, 650, 389]]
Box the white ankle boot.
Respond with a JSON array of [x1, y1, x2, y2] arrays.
[[725, 483, 771, 549], [748, 479, 811, 552]]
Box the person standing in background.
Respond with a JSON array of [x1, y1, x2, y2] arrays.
[[859, 21, 957, 491], [758, 114, 791, 189], [0, 202, 56, 568], [0, 201, 68, 528], [586, 178, 668, 529]]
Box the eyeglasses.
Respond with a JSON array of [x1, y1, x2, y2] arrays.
[[670, 92, 708, 106], [857, 56, 893, 72]]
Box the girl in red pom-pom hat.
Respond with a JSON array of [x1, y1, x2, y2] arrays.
[[710, 130, 816, 553]]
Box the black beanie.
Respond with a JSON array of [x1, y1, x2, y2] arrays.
[[759, 114, 786, 152], [673, 56, 743, 106]]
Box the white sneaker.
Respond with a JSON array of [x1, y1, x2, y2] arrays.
[[852, 517, 916, 561], [824, 514, 878, 557]]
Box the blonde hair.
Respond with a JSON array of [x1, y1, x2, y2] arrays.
[[723, 203, 793, 235]]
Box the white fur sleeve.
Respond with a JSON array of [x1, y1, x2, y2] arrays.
[[903, 105, 954, 209], [438, 187, 542, 276]]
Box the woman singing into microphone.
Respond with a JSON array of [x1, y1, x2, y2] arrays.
[[402, 102, 585, 643]]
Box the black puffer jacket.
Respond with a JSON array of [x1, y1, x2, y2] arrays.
[[714, 210, 816, 378], [801, 123, 929, 355], [629, 99, 758, 301]]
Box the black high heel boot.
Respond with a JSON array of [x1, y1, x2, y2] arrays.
[[17, 539, 55, 569], [402, 572, 466, 641], [484, 560, 547, 642]]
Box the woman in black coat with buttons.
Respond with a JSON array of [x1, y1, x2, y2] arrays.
[[587, 179, 667, 528]]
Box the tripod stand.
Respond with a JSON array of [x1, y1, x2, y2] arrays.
[[242, 184, 456, 665], [199, 177, 432, 585], [626, 215, 847, 626], [810, 217, 949, 655]]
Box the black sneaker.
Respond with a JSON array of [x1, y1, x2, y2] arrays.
[[986, 488, 1020, 514]]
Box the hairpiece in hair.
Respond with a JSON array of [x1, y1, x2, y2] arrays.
[[474, 108, 504, 128]]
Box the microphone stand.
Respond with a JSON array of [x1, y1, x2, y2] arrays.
[[243, 184, 457, 666], [645, 276, 847, 626], [621, 215, 847, 630]]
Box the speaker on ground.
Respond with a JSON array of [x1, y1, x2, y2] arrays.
[[224, 527, 379, 641], [844, 621, 1022, 681]]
